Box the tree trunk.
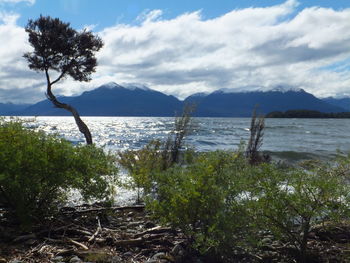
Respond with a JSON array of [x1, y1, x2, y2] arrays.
[[46, 84, 92, 145], [300, 219, 310, 263]]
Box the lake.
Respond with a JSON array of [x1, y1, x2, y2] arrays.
[[18, 116, 350, 162]]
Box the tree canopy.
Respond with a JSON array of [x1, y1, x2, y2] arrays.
[[24, 15, 103, 83]]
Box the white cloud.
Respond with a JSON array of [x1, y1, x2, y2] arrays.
[[0, 0, 35, 5], [0, 13, 44, 103], [91, 1, 350, 99], [136, 9, 163, 24], [0, 11, 19, 24], [1, 0, 350, 104]]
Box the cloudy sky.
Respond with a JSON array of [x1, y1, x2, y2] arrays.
[[0, 0, 350, 103]]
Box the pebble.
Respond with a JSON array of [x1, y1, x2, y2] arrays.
[[69, 256, 82, 263], [123, 252, 133, 257], [110, 255, 123, 263], [171, 244, 184, 255], [52, 256, 64, 262], [152, 252, 166, 259], [261, 237, 272, 244], [9, 260, 23, 263], [146, 260, 169, 263]]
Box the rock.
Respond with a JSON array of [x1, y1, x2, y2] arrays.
[[52, 256, 64, 262], [151, 252, 172, 262], [123, 252, 133, 257], [261, 237, 272, 244], [170, 244, 184, 256], [0, 258, 6, 263], [110, 255, 123, 263], [9, 260, 23, 263], [69, 256, 82, 263], [152, 252, 166, 259], [146, 260, 169, 263], [308, 231, 316, 239], [77, 250, 121, 262], [171, 244, 185, 258]]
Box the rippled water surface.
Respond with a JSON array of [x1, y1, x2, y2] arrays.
[[19, 116, 350, 161], [16, 116, 350, 204]]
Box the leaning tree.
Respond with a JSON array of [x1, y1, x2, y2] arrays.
[[24, 15, 103, 144]]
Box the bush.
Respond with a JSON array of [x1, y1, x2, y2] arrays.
[[0, 120, 118, 228], [146, 150, 350, 262], [248, 160, 350, 262], [147, 151, 255, 261], [117, 140, 163, 203], [118, 106, 194, 202]]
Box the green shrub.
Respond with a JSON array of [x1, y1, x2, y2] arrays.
[[146, 149, 350, 262], [148, 151, 255, 260], [118, 106, 194, 204], [0, 120, 118, 228], [249, 161, 350, 262], [117, 140, 163, 202]]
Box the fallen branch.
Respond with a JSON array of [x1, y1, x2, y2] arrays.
[[68, 238, 89, 250], [135, 226, 174, 238], [88, 216, 101, 242], [61, 205, 145, 215], [44, 237, 89, 250]]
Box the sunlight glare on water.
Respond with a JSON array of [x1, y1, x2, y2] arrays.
[[18, 116, 350, 160]]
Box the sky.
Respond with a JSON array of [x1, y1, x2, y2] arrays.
[[0, 0, 350, 104]]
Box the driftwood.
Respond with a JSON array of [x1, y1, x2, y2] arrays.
[[61, 205, 145, 214], [88, 217, 101, 242], [2, 204, 349, 263], [45, 237, 89, 250], [135, 226, 174, 238], [1, 204, 187, 263], [68, 238, 89, 250]]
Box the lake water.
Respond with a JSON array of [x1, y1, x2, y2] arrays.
[[14, 116, 350, 205], [19, 116, 350, 162]]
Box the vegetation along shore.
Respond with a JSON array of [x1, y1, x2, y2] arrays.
[[1, 109, 350, 262], [1, 13, 350, 263]]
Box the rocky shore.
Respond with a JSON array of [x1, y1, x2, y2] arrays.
[[0, 204, 190, 263], [1, 204, 350, 263]]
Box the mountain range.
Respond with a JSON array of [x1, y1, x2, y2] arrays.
[[2, 82, 349, 117], [0, 103, 30, 115]]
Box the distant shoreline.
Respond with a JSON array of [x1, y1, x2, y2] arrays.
[[266, 109, 350, 118], [4, 114, 350, 118]]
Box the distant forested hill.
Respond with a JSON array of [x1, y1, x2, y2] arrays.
[[266, 110, 350, 118]]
